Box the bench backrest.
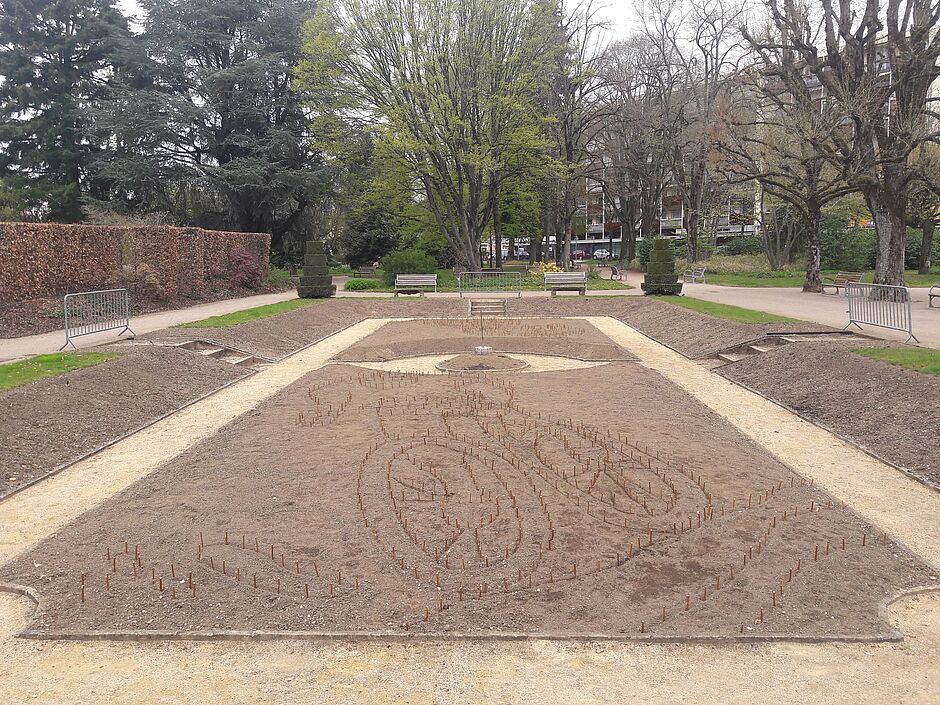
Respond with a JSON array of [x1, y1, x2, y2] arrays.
[[395, 274, 438, 285], [357, 266, 375, 274], [834, 271, 863, 284], [544, 272, 587, 285], [691, 265, 706, 275]]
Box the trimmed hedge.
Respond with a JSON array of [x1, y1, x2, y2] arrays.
[[641, 238, 683, 295], [0, 222, 270, 302]]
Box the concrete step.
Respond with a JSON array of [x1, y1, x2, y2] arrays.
[[748, 345, 773, 354], [716, 352, 751, 364]]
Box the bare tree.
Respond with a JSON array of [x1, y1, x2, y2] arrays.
[[596, 36, 672, 264], [751, 0, 940, 286], [545, 0, 613, 268], [712, 59, 854, 290], [643, 0, 747, 264]]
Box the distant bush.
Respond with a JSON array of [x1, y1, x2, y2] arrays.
[[267, 266, 294, 288], [724, 236, 765, 256], [380, 249, 438, 286], [345, 278, 384, 291], [230, 247, 263, 289]]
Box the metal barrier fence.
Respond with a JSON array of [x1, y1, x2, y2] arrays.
[[457, 271, 524, 298], [844, 283, 918, 343], [60, 288, 136, 350]]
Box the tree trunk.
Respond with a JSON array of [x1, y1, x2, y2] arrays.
[[562, 216, 573, 271], [684, 207, 699, 264], [919, 217, 935, 275], [494, 214, 503, 271], [802, 207, 822, 293], [867, 191, 907, 286]]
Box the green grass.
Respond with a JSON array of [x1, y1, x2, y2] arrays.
[[704, 268, 940, 288], [0, 352, 118, 392], [176, 298, 318, 328], [852, 347, 940, 376], [654, 296, 801, 323]]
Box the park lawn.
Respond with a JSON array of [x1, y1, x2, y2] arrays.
[[705, 268, 940, 288], [852, 347, 940, 376], [654, 296, 801, 324], [0, 352, 118, 392], [176, 298, 317, 328]]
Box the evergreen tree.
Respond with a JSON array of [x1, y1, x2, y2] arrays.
[[0, 0, 133, 221], [93, 0, 328, 255]]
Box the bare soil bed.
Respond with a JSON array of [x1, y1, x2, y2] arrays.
[[335, 318, 635, 362], [720, 341, 940, 489], [142, 298, 467, 360], [438, 353, 528, 371], [3, 321, 931, 640], [0, 346, 247, 498]]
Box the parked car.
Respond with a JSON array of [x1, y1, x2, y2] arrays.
[[572, 250, 589, 260], [594, 249, 611, 261]]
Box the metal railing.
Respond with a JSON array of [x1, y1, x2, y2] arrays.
[[844, 283, 918, 343], [60, 288, 136, 350], [457, 271, 523, 298]]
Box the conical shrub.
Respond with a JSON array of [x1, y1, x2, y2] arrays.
[[297, 240, 336, 298], [641, 238, 683, 295]]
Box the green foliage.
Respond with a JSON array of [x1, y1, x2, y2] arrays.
[[641, 238, 682, 295], [0, 353, 118, 392], [852, 347, 940, 376], [638, 237, 654, 270], [723, 236, 765, 256], [337, 201, 402, 267], [0, 0, 135, 222], [92, 0, 325, 256], [267, 266, 294, 288], [905, 227, 940, 270], [176, 299, 317, 328], [380, 250, 438, 286], [819, 217, 876, 271], [344, 278, 385, 291]]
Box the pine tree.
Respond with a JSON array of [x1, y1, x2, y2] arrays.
[[0, 0, 132, 221]]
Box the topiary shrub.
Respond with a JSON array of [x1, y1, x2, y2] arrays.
[[641, 238, 683, 295], [345, 278, 384, 291], [297, 239, 336, 298], [380, 249, 437, 286]]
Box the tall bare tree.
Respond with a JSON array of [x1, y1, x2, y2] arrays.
[[712, 60, 854, 291], [751, 0, 940, 286], [597, 36, 672, 264], [643, 0, 747, 263]]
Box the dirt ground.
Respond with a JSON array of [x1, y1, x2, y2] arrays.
[[335, 318, 635, 362], [2, 320, 931, 640], [0, 345, 247, 498], [719, 341, 940, 489]]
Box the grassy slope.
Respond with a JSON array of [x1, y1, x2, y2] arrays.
[[654, 296, 801, 324], [176, 298, 317, 329], [706, 269, 940, 288], [852, 347, 940, 376], [0, 352, 118, 392]]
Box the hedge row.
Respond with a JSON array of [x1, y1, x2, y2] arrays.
[[0, 222, 270, 302]]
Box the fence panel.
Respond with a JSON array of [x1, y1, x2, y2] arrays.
[[844, 283, 918, 343], [60, 288, 135, 350], [457, 271, 524, 298]]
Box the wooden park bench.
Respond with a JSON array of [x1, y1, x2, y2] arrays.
[[544, 271, 587, 297], [356, 265, 376, 277], [683, 264, 707, 283], [394, 273, 438, 296], [822, 271, 864, 295], [929, 285, 939, 309], [609, 265, 624, 281]]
